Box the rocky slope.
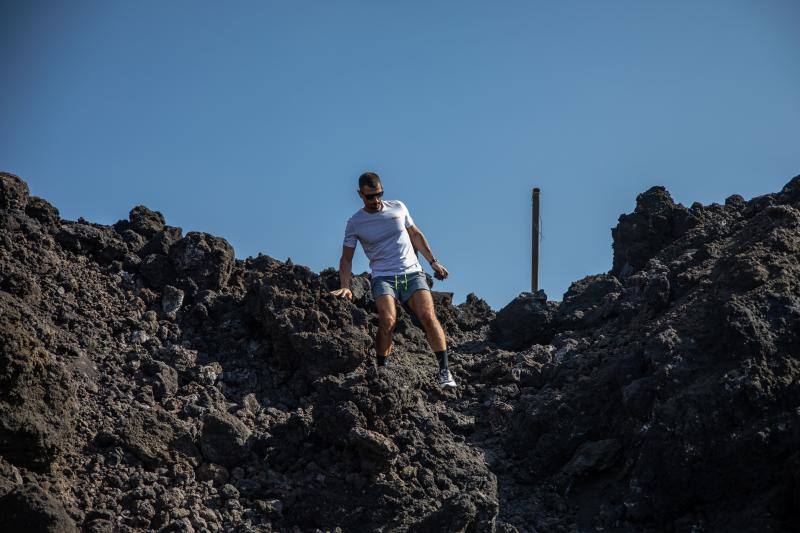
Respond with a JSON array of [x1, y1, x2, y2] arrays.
[[0, 171, 798, 532]]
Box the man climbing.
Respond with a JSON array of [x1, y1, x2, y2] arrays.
[[329, 171, 457, 389]]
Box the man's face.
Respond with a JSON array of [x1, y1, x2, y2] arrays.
[[358, 184, 384, 212]]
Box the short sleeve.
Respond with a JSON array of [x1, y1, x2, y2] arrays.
[[400, 201, 415, 229], [343, 218, 358, 249]]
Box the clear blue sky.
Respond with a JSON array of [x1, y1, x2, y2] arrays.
[[2, 1, 798, 309]]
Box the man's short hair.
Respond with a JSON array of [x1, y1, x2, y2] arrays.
[[358, 172, 382, 190]]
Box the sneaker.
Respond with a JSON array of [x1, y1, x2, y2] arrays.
[[438, 368, 457, 389]]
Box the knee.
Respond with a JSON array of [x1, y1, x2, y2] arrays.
[[379, 315, 396, 332], [418, 311, 438, 329]]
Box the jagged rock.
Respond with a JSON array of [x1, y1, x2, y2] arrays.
[[777, 174, 800, 204], [0, 172, 30, 210], [414, 492, 496, 533], [0, 483, 78, 533], [161, 285, 185, 316], [2, 170, 800, 532], [611, 186, 697, 277], [196, 463, 230, 484], [139, 253, 177, 288], [490, 290, 555, 350], [140, 226, 183, 256], [156, 344, 197, 374], [128, 205, 165, 238], [348, 426, 399, 465], [454, 293, 495, 331], [169, 232, 235, 291], [0, 456, 22, 498], [56, 223, 126, 261], [25, 196, 60, 227], [199, 411, 251, 467], [557, 274, 622, 327], [118, 409, 198, 468], [560, 439, 622, 477], [144, 360, 179, 400], [0, 303, 76, 471]]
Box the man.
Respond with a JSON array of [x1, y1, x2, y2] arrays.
[[330, 171, 457, 389]]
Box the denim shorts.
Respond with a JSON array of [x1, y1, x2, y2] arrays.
[[371, 271, 430, 304]]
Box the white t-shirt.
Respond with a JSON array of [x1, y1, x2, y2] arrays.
[[343, 199, 423, 278]]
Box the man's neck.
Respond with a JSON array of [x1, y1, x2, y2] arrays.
[[363, 202, 384, 214]]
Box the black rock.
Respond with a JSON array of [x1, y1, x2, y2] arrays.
[[490, 290, 555, 350], [199, 411, 251, 467], [611, 186, 697, 277], [0, 484, 78, 533], [128, 205, 165, 238], [169, 232, 235, 291], [0, 172, 30, 211]]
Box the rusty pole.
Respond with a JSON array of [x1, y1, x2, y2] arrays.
[[532, 187, 540, 293]]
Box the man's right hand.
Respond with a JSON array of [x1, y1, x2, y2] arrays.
[[329, 288, 353, 300]]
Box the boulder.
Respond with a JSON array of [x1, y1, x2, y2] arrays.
[[118, 409, 198, 468], [128, 205, 165, 238], [55, 223, 126, 261], [161, 285, 185, 316], [139, 253, 177, 289], [490, 290, 555, 350], [0, 304, 76, 471], [0, 172, 29, 211], [557, 274, 622, 328], [140, 226, 183, 256], [25, 196, 60, 227], [454, 293, 495, 331], [199, 411, 251, 467], [169, 232, 235, 291], [0, 483, 78, 533], [611, 186, 697, 277]]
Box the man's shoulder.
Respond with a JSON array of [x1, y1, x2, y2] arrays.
[[347, 208, 365, 222], [384, 199, 405, 210]]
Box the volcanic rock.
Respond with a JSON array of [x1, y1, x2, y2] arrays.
[[0, 172, 30, 210], [199, 411, 251, 467], [0, 302, 76, 471], [490, 290, 556, 350], [128, 205, 165, 238], [169, 231, 235, 291], [25, 196, 60, 227], [0, 483, 78, 533], [611, 186, 697, 277], [2, 170, 799, 532]]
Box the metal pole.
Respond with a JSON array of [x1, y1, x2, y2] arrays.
[[532, 187, 540, 293]]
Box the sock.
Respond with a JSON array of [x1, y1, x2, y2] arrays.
[[376, 355, 387, 367], [435, 349, 448, 371]]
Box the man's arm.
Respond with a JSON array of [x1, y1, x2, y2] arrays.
[[406, 225, 435, 263], [339, 245, 355, 289], [330, 245, 356, 298], [407, 225, 449, 280]]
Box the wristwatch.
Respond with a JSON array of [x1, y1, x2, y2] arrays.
[[429, 257, 439, 265]]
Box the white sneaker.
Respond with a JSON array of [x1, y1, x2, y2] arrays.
[[438, 369, 457, 389]]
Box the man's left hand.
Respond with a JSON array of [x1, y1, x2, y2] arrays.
[[432, 261, 449, 280]]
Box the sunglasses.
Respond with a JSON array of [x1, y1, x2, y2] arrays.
[[363, 190, 384, 200]]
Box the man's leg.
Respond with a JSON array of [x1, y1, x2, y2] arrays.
[[375, 294, 397, 365], [406, 289, 446, 351], [406, 289, 453, 380]]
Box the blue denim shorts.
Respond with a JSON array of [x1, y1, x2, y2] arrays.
[[371, 271, 429, 304]]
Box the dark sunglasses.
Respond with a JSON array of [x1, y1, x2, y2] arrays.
[[363, 190, 384, 200]]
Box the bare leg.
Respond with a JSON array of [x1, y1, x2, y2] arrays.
[[375, 295, 397, 358], [407, 289, 446, 352]]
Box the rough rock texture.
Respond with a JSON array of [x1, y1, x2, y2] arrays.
[[611, 186, 698, 277], [0, 171, 798, 532], [0, 483, 79, 532]]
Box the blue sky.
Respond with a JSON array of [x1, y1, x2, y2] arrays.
[[2, 1, 798, 309]]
